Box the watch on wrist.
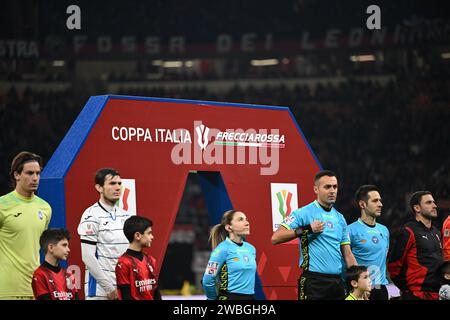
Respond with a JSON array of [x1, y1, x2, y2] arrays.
[[294, 227, 303, 237]]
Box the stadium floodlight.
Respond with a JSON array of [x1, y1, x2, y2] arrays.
[[52, 60, 65, 67], [163, 61, 183, 68], [251, 59, 279, 66], [350, 54, 376, 62]]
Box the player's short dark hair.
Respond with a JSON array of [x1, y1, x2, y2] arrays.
[[355, 185, 380, 205], [409, 191, 432, 213], [314, 170, 337, 185], [123, 216, 153, 243], [40, 228, 71, 253], [9, 151, 43, 188], [345, 265, 368, 292], [94, 168, 120, 186]]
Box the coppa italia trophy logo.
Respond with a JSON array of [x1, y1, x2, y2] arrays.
[[277, 190, 293, 220], [271, 183, 298, 231], [195, 124, 210, 150], [117, 179, 137, 215]]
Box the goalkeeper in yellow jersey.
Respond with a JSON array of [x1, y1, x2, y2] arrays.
[[0, 151, 52, 300]]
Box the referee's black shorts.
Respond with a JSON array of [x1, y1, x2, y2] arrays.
[[298, 271, 346, 300], [218, 292, 255, 300], [369, 284, 389, 300]]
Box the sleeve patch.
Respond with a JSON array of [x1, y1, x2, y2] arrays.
[[205, 262, 219, 276], [282, 214, 296, 225]]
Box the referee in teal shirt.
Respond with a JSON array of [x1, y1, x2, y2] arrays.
[[349, 185, 389, 300], [203, 210, 257, 300], [272, 170, 357, 300]]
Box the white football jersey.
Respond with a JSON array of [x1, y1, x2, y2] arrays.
[[77, 201, 134, 297]]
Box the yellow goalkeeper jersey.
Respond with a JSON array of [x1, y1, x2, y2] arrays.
[[0, 191, 52, 298]]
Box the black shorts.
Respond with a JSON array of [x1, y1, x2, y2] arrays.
[[218, 292, 255, 300], [369, 284, 389, 300], [298, 271, 346, 300]]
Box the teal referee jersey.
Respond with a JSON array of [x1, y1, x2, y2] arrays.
[[348, 218, 389, 286], [282, 200, 350, 275], [202, 237, 256, 300]]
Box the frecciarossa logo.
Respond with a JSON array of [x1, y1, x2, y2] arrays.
[[111, 122, 285, 148], [111, 121, 285, 175], [195, 124, 285, 150]]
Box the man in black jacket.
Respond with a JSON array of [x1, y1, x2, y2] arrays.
[[388, 191, 443, 300]]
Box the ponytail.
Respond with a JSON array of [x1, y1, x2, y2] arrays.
[[209, 209, 239, 250], [209, 224, 227, 250]]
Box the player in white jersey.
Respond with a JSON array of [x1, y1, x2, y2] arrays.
[[77, 168, 133, 300]]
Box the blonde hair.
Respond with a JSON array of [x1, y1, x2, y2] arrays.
[[209, 209, 238, 250]]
